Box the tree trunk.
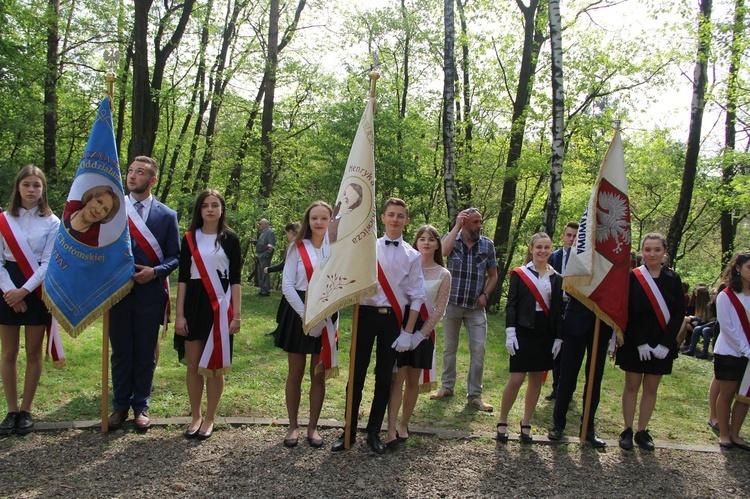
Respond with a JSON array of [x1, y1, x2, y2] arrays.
[[195, 0, 245, 190], [43, 0, 60, 180], [397, 0, 410, 154], [259, 0, 280, 201], [456, 0, 472, 204], [228, 0, 305, 207], [128, 0, 195, 163], [490, 0, 545, 304], [666, 0, 712, 264], [543, 0, 564, 238], [720, 0, 744, 268], [162, 0, 213, 200], [443, 0, 458, 221]]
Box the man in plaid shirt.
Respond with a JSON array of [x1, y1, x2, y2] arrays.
[[432, 208, 498, 411]]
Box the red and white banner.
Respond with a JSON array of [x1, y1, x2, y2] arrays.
[[127, 201, 171, 333], [297, 240, 339, 379], [563, 128, 631, 341], [513, 266, 551, 317], [186, 231, 233, 376]]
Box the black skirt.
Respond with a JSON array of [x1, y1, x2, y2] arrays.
[[509, 311, 554, 373], [714, 354, 748, 382], [174, 278, 234, 364], [396, 335, 434, 369], [0, 261, 51, 326], [616, 340, 674, 375], [274, 290, 323, 355]]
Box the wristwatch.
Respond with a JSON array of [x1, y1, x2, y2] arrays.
[[483, 292, 489, 299]]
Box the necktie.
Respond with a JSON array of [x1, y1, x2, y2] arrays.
[[385, 240, 399, 247], [134, 201, 144, 219]]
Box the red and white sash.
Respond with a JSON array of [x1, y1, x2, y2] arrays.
[[417, 290, 437, 393], [633, 265, 670, 330], [127, 201, 171, 333], [186, 230, 233, 376], [513, 266, 551, 317], [0, 213, 65, 366], [376, 250, 408, 325], [298, 240, 339, 378], [724, 288, 750, 403]]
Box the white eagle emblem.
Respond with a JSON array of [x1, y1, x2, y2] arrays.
[[596, 191, 630, 253]]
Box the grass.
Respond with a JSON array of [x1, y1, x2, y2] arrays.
[[10, 285, 720, 446]]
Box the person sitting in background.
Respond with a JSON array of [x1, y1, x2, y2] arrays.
[[684, 287, 717, 359]]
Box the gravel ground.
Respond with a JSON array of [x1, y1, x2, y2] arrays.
[[2, 425, 750, 498]]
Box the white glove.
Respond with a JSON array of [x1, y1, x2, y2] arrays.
[[410, 330, 428, 350], [308, 321, 325, 338], [551, 339, 563, 359], [505, 328, 519, 356], [392, 330, 412, 352], [652, 344, 670, 359], [637, 344, 653, 361], [607, 331, 618, 355]]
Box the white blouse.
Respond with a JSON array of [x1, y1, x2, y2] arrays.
[[0, 207, 60, 293]]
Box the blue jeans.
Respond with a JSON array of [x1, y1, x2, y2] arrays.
[[689, 324, 714, 356]]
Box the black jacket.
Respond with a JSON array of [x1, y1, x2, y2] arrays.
[[505, 266, 564, 339]]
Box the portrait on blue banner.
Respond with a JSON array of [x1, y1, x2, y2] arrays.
[[62, 175, 125, 248]]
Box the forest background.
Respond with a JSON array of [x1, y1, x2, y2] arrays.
[[0, 0, 748, 306]]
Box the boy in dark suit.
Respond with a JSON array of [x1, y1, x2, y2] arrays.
[[107, 156, 180, 431]]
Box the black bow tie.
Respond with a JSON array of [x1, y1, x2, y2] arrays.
[[385, 240, 399, 247]]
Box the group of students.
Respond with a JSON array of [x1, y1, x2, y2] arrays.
[[271, 198, 451, 452], [3, 163, 750, 454], [498, 230, 750, 452], [0, 161, 243, 441]]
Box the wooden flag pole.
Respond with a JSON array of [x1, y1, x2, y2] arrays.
[[580, 317, 601, 445], [344, 304, 360, 449], [101, 311, 110, 433]]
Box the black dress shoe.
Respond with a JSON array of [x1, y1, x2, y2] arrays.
[[15, 411, 34, 435], [184, 427, 200, 439], [283, 437, 298, 448], [634, 429, 654, 451], [196, 427, 213, 441], [0, 412, 18, 436], [367, 432, 387, 454], [619, 427, 634, 450], [586, 432, 606, 448], [397, 426, 409, 442], [307, 436, 324, 448], [385, 439, 400, 451], [548, 427, 563, 441], [544, 392, 557, 401], [331, 432, 356, 452]]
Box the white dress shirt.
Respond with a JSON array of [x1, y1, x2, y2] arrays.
[[360, 236, 427, 312]]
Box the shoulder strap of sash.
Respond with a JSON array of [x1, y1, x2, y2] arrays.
[[633, 265, 670, 330], [376, 254, 406, 326], [0, 212, 40, 297], [512, 266, 550, 317], [296, 240, 315, 282], [723, 287, 750, 345], [127, 202, 163, 266]]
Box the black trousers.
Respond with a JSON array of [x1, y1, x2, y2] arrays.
[[345, 307, 400, 434], [552, 322, 611, 432]]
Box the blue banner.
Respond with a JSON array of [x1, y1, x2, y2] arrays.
[[43, 99, 134, 336]]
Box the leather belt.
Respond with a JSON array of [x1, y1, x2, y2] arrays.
[[362, 305, 394, 315]]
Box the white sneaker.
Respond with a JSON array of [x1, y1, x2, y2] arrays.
[[468, 397, 493, 412]]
